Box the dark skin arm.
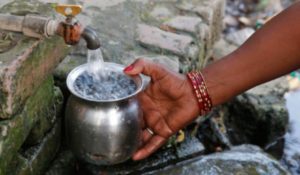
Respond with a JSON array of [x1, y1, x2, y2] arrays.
[[124, 2, 300, 160], [206, 2, 300, 106]]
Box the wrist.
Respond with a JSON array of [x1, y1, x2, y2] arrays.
[[186, 71, 213, 116]]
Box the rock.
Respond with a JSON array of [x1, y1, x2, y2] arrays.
[[8, 120, 62, 175], [238, 16, 253, 26], [176, 0, 225, 68], [136, 24, 198, 59], [150, 6, 173, 21], [0, 77, 58, 174], [54, 55, 86, 82], [149, 145, 290, 175], [0, 1, 69, 119], [24, 86, 63, 146], [45, 150, 77, 175], [198, 1, 226, 36], [175, 132, 205, 159], [206, 77, 290, 160], [208, 111, 233, 149], [225, 27, 255, 46], [223, 77, 289, 149], [212, 38, 238, 59], [224, 15, 239, 27], [164, 16, 203, 35]]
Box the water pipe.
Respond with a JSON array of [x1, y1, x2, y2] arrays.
[[0, 4, 100, 50]]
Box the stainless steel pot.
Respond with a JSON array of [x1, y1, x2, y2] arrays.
[[65, 63, 144, 165]]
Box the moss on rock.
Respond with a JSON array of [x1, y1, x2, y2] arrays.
[[8, 120, 62, 175], [0, 77, 58, 174]]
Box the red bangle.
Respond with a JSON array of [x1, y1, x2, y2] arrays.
[[187, 71, 213, 115]]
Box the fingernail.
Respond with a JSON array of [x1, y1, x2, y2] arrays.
[[124, 65, 134, 72]]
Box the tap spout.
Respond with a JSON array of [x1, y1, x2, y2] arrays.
[[81, 26, 101, 50], [55, 22, 100, 50]]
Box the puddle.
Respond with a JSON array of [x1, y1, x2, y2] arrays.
[[282, 89, 300, 175]]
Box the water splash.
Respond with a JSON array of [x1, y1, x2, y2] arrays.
[[74, 48, 137, 101]]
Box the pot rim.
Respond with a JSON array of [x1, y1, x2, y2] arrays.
[[66, 62, 144, 103]]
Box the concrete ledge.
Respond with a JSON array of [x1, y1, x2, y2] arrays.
[[0, 35, 69, 118]]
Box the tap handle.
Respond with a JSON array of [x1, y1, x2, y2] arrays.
[[55, 4, 82, 17]]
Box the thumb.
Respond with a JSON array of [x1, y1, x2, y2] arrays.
[[124, 58, 167, 81]]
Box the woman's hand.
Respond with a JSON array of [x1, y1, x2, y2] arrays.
[[124, 59, 200, 160]]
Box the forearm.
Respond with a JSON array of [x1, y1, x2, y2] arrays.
[[203, 2, 300, 106]]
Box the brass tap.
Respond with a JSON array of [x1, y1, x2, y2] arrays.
[[55, 4, 100, 50]]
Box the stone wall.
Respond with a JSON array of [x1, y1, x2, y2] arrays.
[[0, 1, 69, 174]]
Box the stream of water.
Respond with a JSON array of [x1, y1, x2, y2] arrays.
[[73, 49, 137, 101], [87, 48, 105, 78], [282, 89, 300, 175]]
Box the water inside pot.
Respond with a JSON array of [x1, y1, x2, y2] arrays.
[[74, 70, 137, 101], [67, 48, 143, 102]]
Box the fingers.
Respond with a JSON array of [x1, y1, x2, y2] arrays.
[[141, 129, 153, 143], [141, 110, 173, 138], [124, 58, 168, 81], [132, 135, 167, 160]]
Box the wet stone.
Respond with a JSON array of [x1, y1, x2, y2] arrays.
[[148, 145, 290, 175], [208, 111, 233, 149], [74, 71, 137, 101], [45, 150, 77, 175], [175, 132, 205, 159], [78, 147, 178, 175], [72, 129, 207, 174]]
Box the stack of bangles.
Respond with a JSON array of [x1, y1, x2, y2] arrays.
[[187, 71, 213, 115]]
